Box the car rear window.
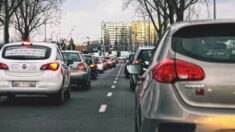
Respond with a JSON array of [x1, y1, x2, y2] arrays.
[[172, 24, 235, 62], [63, 52, 81, 62], [137, 50, 153, 61], [83, 55, 93, 62], [2, 45, 51, 60]]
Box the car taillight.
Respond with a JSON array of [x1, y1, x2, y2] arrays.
[[152, 58, 205, 83], [90, 63, 96, 68], [134, 60, 141, 64], [98, 61, 102, 64], [0, 62, 8, 70], [77, 63, 86, 71], [41, 62, 60, 71]]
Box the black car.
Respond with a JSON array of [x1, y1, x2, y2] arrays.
[[83, 54, 98, 79], [124, 53, 135, 78]]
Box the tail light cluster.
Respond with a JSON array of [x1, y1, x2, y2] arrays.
[[41, 62, 60, 71], [0, 62, 8, 70], [90, 63, 96, 68], [152, 58, 205, 83], [77, 63, 86, 71]]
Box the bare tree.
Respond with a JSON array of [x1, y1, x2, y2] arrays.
[[124, 0, 204, 37], [14, 0, 63, 41], [0, 0, 23, 44]]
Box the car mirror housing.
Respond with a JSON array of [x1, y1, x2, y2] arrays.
[[127, 64, 142, 75]]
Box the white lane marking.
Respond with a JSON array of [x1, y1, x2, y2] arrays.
[[117, 64, 123, 75], [113, 81, 117, 84], [115, 78, 118, 80], [107, 92, 113, 97], [99, 104, 107, 113], [111, 85, 115, 89]]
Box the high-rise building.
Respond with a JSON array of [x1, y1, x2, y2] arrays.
[[131, 21, 157, 51], [101, 22, 132, 51]]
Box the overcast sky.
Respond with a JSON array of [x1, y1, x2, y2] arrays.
[[45, 0, 235, 43]]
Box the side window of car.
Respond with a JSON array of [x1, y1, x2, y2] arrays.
[[152, 30, 169, 62], [56, 48, 63, 61]]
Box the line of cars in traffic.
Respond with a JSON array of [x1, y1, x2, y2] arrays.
[[0, 42, 117, 105], [126, 20, 235, 132]]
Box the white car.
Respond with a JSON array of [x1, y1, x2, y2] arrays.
[[94, 56, 104, 73], [0, 42, 71, 104]]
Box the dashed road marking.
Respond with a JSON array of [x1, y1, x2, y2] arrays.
[[113, 81, 117, 84], [111, 85, 115, 89], [99, 105, 107, 113], [115, 78, 118, 80], [107, 92, 113, 97]]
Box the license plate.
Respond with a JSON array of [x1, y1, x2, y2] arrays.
[[12, 81, 36, 87]]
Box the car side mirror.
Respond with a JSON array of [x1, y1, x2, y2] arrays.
[[127, 64, 142, 75], [66, 60, 73, 66]]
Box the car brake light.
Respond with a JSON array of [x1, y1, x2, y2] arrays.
[[41, 62, 59, 71], [152, 58, 205, 83], [90, 63, 96, 68], [0, 62, 8, 70], [98, 61, 102, 64], [77, 63, 86, 71], [22, 41, 32, 46]]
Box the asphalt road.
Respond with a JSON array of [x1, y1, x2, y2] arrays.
[[0, 63, 135, 132]]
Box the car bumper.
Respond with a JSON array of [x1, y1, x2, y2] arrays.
[[139, 82, 235, 132], [70, 72, 89, 85], [0, 70, 64, 95]]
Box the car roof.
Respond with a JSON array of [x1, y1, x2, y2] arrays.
[[4, 42, 58, 48], [137, 46, 155, 50], [171, 19, 235, 31], [62, 50, 81, 53]]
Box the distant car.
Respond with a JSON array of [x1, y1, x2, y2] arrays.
[[128, 20, 235, 132], [124, 53, 135, 78], [94, 56, 105, 73], [83, 54, 98, 79], [118, 56, 127, 63], [0, 42, 71, 104], [129, 46, 154, 91], [110, 56, 117, 68], [62, 51, 91, 89], [103, 56, 113, 68]]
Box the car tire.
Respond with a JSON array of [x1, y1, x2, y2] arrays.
[[7, 94, 15, 102], [52, 88, 64, 105], [125, 73, 129, 78], [65, 85, 71, 99], [130, 79, 135, 91], [135, 106, 142, 132]]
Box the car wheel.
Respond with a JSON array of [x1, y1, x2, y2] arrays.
[[125, 73, 129, 78], [135, 106, 141, 132], [7, 93, 15, 102], [86, 79, 91, 89], [52, 88, 64, 105], [130, 79, 135, 91], [65, 85, 71, 99]]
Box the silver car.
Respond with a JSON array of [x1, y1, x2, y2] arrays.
[[62, 51, 91, 89], [128, 20, 235, 132]]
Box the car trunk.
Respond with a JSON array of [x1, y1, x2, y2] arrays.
[[172, 23, 235, 109], [5, 61, 45, 77]]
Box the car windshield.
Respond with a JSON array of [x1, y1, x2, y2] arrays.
[[62, 52, 81, 62], [2, 45, 51, 60]]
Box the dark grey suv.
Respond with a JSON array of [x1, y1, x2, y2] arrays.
[[128, 20, 235, 132]]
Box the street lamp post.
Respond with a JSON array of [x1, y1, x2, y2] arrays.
[[213, 0, 216, 19], [87, 37, 90, 53]]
